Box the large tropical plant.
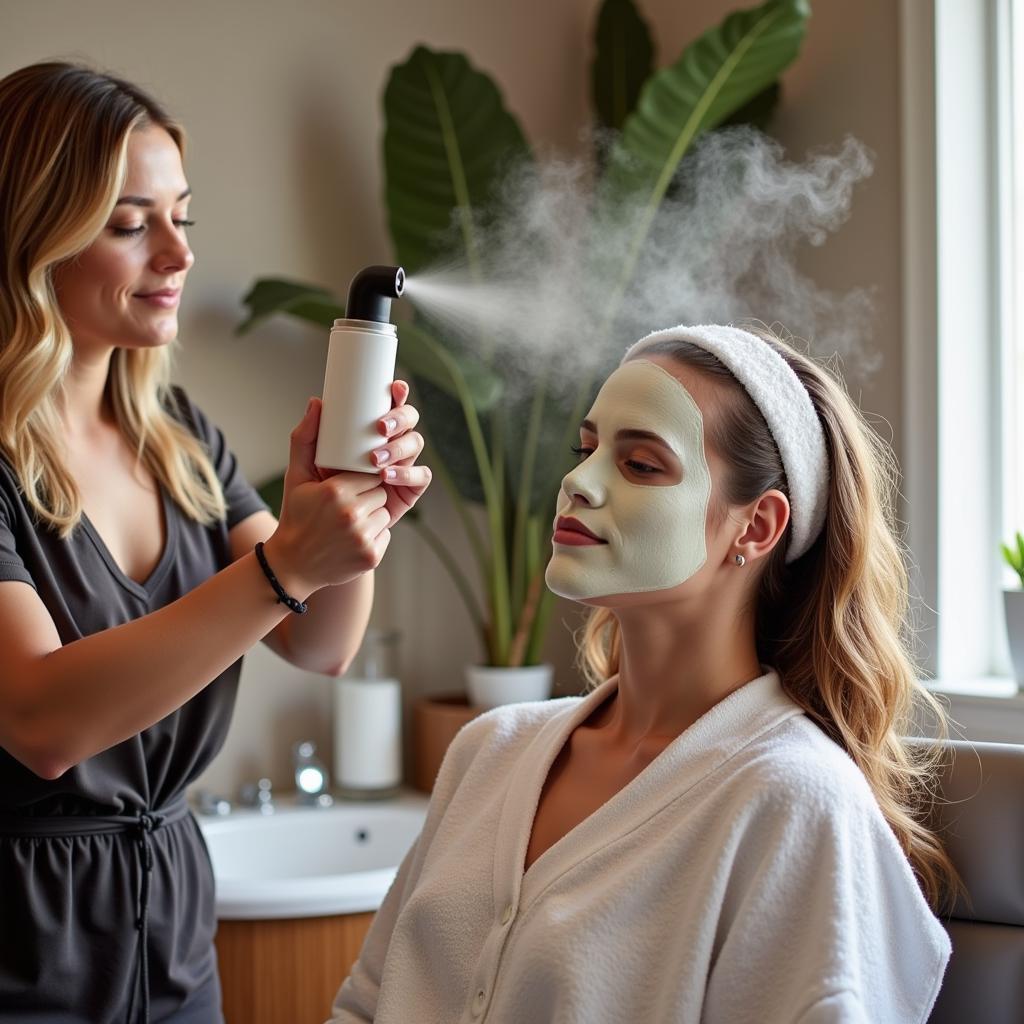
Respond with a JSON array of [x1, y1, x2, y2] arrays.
[[239, 0, 811, 668]]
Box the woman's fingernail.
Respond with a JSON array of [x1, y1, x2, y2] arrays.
[[373, 448, 390, 466], [384, 468, 397, 480], [385, 418, 398, 434]]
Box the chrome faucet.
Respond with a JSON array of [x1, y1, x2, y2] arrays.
[[238, 777, 275, 815], [195, 790, 232, 817], [294, 740, 334, 807]]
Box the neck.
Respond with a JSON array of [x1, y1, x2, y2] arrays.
[[59, 348, 115, 437], [599, 592, 764, 749]]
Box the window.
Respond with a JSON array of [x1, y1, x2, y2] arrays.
[[901, 0, 1013, 685], [1007, 0, 1024, 567]]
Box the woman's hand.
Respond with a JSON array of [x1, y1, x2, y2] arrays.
[[263, 398, 392, 595], [371, 380, 432, 528]]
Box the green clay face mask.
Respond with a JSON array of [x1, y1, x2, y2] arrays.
[[545, 359, 712, 600]]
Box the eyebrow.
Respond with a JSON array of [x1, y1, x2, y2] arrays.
[[115, 187, 192, 208], [580, 419, 672, 448]]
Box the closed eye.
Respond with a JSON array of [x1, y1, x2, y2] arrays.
[[111, 219, 195, 238]]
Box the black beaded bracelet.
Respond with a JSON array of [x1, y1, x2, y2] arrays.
[[254, 541, 308, 615]]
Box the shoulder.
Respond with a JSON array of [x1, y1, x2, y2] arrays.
[[0, 454, 27, 524], [434, 694, 584, 789], [727, 713, 889, 838]]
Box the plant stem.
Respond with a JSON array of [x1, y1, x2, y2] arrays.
[[509, 568, 544, 667], [511, 373, 549, 620], [408, 516, 488, 654], [488, 400, 512, 664], [419, 430, 488, 580], [414, 332, 509, 664], [524, 584, 557, 666]]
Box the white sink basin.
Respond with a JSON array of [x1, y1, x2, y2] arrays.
[[197, 789, 430, 919]]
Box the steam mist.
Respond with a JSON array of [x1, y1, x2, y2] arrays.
[[402, 127, 877, 399]]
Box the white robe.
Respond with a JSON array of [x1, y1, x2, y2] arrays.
[[330, 668, 951, 1023]]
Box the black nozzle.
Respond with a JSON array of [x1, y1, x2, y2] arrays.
[[345, 265, 405, 324]]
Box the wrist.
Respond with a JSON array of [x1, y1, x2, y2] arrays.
[[259, 534, 316, 604]]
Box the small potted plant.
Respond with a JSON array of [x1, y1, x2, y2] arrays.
[[1001, 531, 1024, 687]]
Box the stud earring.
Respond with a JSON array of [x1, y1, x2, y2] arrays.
[[734, 553, 746, 567]]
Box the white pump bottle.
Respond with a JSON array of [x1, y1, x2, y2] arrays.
[[315, 265, 405, 473]]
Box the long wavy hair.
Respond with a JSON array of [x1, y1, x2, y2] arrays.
[[577, 325, 958, 910], [0, 61, 225, 535]]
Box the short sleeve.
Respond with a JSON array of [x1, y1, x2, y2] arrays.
[[0, 475, 36, 590], [167, 386, 271, 529]]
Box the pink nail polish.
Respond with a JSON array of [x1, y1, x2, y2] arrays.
[[373, 449, 390, 466], [385, 468, 397, 480]]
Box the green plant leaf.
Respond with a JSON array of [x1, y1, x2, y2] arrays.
[[398, 318, 503, 412], [237, 278, 344, 334], [257, 473, 285, 518], [384, 46, 532, 277], [596, 0, 810, 313], [592, 0, 655, 133], [720, 80, 782, 129], [1002, 536, 1024, 581]]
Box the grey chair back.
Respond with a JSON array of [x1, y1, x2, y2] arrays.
[[922, 738, 1024, 1023]]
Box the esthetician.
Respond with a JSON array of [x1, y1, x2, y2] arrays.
[[333, 325, 956, 1023], [0, 62, 431, 1022]]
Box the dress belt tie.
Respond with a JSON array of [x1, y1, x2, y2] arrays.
[[0, 796, 191, 1024]]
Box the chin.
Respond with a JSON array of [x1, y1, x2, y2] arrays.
[[545, 559, 606, 606], [125, 325, 179, 348]]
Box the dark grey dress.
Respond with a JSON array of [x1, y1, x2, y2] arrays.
[[0, 387, 270, 1023]]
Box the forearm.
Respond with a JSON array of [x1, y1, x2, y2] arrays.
[[19, 551, 311, 777], [276, 570, 374, 676]]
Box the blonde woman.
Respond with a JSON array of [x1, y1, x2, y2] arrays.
[[0, 62, 431, 1022], [333, 325, 955, 1023]]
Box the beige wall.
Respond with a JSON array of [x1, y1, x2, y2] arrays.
[[1, 0, 904, 799]]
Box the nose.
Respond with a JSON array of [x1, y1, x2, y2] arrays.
[[152, 222, 194, 275], [561, 458, 605, 508]]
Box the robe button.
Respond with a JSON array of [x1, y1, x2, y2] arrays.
[[472, 988, 487, 1015], [501, 903, 514, 925]]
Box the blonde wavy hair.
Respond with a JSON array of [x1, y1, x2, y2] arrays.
[[0, 61, 225, 536], [577, 325, 958, 911]]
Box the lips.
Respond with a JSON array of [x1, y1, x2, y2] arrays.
[[134, 288, 181, 309], [553, 516, 607, 546]]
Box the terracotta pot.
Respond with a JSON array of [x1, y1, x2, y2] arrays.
[[411, 694, 484, 794]]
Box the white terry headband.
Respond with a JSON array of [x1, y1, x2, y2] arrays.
[[623, 324, 829, 563]]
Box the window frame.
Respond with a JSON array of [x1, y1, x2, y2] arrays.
[[900, 0, 1015, 689]]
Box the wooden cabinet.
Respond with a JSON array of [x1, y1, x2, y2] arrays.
[[215, 911, 375, 1023]]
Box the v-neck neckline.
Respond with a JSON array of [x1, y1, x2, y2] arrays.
[[497, 667, 802, 911], [79, 485, 177, 601]]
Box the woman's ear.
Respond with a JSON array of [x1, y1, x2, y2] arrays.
[[734, 490, 790, 565]]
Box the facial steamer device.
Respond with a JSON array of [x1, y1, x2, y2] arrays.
[[315, 265, 406, 472]]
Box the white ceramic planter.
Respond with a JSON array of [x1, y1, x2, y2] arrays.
[[1005, 589, 1024, 687], [465, 663, 554, 710]]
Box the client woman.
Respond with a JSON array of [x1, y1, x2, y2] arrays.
[[331, 324, 955, 1023]]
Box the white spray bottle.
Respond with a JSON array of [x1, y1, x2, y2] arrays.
[[315, 265, 406, 473]]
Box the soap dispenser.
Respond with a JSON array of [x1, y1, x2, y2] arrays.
[[334, 629, 403, 798]]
